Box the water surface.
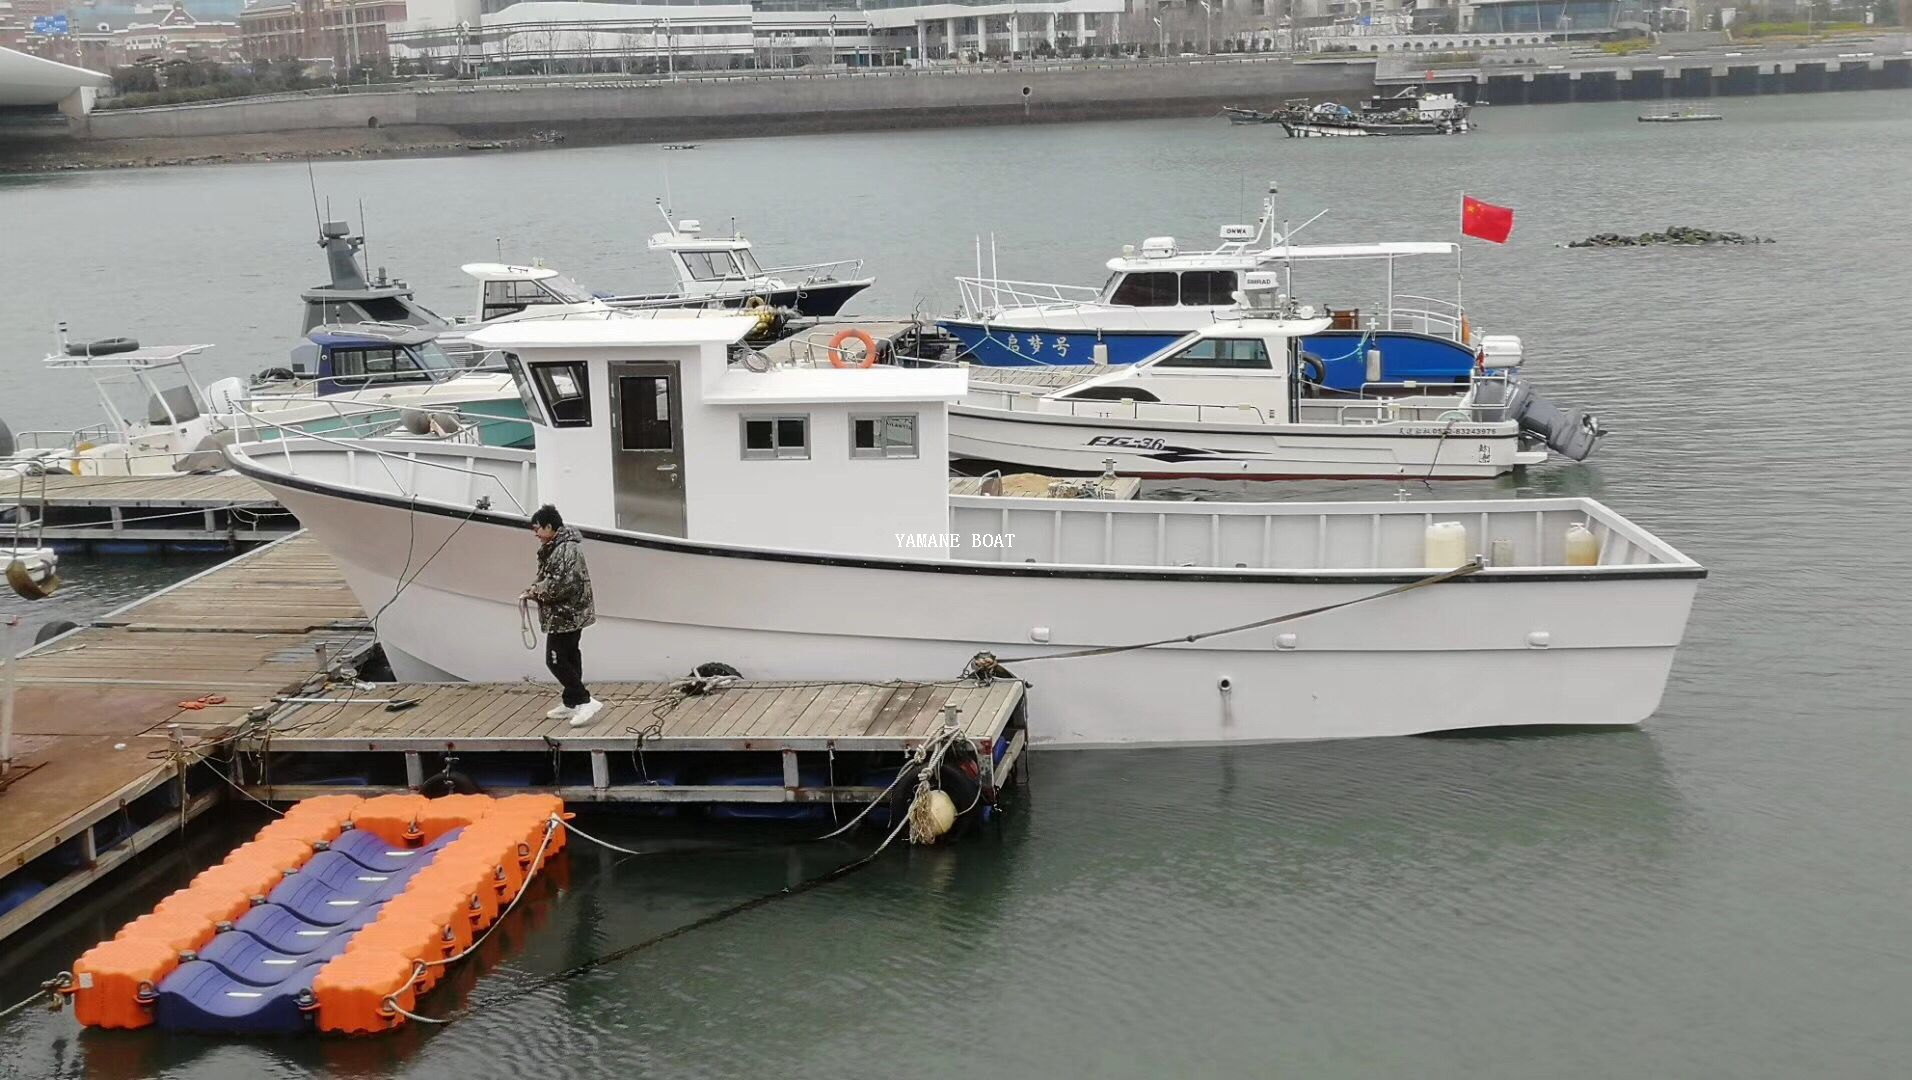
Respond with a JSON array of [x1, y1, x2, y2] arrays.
[[2, 94, 1910, 1079]]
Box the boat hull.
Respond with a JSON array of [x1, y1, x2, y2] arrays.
[[939, 322, 1477, 388], [238, 468, 1700, 747], [948, 406, 1527, 480]]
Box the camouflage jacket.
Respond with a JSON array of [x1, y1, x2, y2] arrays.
[[530, 526, 596, 634]]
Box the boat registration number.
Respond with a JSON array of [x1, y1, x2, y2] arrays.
[[1400, 426, 1499, 438], [1087, 436, 1166, 451]]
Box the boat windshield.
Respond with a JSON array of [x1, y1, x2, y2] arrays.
[[541, 274, 590, 303], [735, 249, 764, 278], [413, 339, 456, 374]]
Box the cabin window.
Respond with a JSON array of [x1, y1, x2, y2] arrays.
[[328, 347, 421, 384], [482, 279, 566, 320], [504, 354, 548, 426], [682, 252, 742, 282], [741, 415, 809, 460], [357, 297, 418, 323], [1108, 272, 1178, 307], [850, 414, 918, 459], [531, 362, 592, 427], [617, 375, 674, 450], [1154, 338, 1273, 371], [1179, 270, 1238, 307]]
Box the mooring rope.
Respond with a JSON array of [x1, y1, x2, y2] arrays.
[[989, 557, 1483, 665]]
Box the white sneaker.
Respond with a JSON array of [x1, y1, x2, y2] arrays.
[[567, 699, 604, 728], [546, 704, 576, 721]]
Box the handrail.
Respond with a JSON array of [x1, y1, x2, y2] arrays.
[[957, 276, 1104, 317], [229, 406, 529, 516]]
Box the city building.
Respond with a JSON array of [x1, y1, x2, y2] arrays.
[[238, 0, 407, 65], [68, 2, 240, 67], [385, 0, 1130, 71]]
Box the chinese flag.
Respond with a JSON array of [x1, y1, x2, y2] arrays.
[[1461, 195, 1514, 244]]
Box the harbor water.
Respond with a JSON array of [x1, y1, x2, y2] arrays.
[[3, 94, 1910, 1078]]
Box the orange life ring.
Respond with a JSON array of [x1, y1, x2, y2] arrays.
[[827, 328, 878, 369]]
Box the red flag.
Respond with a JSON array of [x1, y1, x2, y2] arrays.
[[1461, 195, 1514, 244]]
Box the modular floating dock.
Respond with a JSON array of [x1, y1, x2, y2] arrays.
[[2, 532, 1032, 954], [68, 792, 566, 1035]]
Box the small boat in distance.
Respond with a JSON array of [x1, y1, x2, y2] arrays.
[[597, 204, 874, 317], [1280, 89, 1471, 137], [1638, 103, 1723, 123]]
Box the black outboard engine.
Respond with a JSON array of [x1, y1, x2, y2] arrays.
[[1506, 382, 1604, 462]]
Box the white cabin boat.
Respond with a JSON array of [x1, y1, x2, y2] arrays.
[[224, 318, 1703, 747], [8, 327, 528, 477], [950, 313, 1591, 480], [600, 207, 873, 317]]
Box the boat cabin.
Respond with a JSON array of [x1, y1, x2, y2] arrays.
[[1046, 317, 1337, 420], [465, 317, 965, 555], [289, 324, 461, 397], [647, 221, 773, 299], [301, 220, 449, 335], [457, 264, 607, 323], [1093, 239, 1464, 324]]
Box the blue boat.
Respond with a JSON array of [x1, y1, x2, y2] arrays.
[[939, 195, 1499, 393]]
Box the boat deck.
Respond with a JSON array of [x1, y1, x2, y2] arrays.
[[0, 534, 368, 944], [968, 366, 1101, 391], [947, 473, 1141, 499], [4, 472, 296, 549], [757, 318, 936, 368]]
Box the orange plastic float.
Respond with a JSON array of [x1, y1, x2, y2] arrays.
[[67, 792, 566, 1036]]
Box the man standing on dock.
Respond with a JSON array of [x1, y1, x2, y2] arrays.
[[522, 505, 602, 727]]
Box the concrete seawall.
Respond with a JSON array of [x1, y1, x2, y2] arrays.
[[81, 59, 1376, 143]]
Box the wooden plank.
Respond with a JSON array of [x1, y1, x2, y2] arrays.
[[882, 684, 960, 739], [777, 684, 845, 738], [713, 685, 803, 738], [861, 683, 929, 737]]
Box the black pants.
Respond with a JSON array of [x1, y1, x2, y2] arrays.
[[545, 630, 590, 708]]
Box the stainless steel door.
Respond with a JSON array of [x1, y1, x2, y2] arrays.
[[607, 362, 687, 536]]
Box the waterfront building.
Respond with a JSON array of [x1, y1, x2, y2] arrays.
[[386, 0, 1129, 71], [238, 0, 407, 66]]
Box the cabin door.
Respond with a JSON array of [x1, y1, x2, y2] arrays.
[[608, 361, 687, 537]]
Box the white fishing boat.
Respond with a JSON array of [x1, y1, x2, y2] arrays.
[[949, 304, 1600, 481], [224, 317, 1703, 747]]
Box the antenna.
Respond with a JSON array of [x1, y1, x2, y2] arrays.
[[495, 237, 503, 262], [306, 157, 322, 237], [358, 199, 368, 275]]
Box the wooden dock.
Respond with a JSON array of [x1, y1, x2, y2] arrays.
[[243, 677, 1026, 805], [0, 529, 1032, 943], [0, 534, 367, 944], [4, 472, 296, 550]]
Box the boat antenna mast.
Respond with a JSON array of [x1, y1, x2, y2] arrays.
[[656, 197, 678, 238]]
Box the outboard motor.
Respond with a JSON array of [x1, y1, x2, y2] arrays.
[[1507, 382, 1604, 462]]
